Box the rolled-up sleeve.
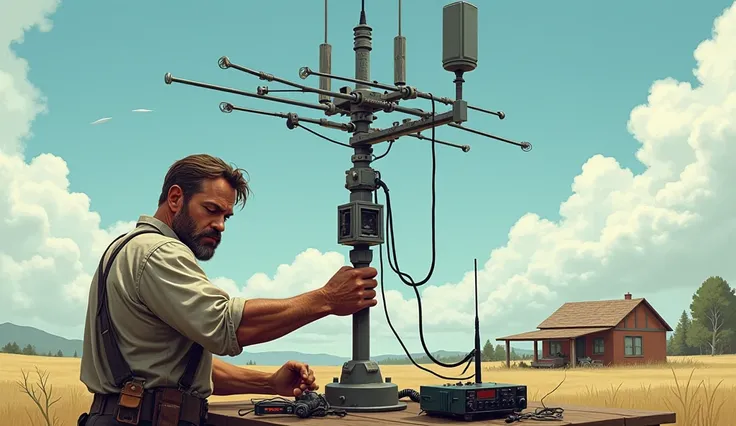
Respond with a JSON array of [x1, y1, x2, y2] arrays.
[[136, 241, 247, 357]]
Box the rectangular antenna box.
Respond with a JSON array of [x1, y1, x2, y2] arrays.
[[419, 381, 528, 421]]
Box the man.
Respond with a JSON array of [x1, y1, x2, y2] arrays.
[[79, 154, 378, 425]]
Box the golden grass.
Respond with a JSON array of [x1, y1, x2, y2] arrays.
[[1, 353, 735, 425]]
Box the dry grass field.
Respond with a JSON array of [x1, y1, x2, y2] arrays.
[[1, 353, 734, 425]]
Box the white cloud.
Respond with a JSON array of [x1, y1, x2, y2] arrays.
[[90, 117, 112, 125], [131, 108, 152, 113], [2, 0, 736, 360], [0, 0, 135, 327]]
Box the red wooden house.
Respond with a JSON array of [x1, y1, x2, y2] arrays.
[[496, 293, 672, 368]]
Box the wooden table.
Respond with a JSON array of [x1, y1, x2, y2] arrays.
[[206, 400, 676, 425]]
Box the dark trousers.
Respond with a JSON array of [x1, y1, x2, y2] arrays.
[[79, 413, 202, 426]]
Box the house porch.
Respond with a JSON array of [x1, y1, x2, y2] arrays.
[[496, 327, 611, 368]]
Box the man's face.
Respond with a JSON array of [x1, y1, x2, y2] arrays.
[[171, 177, 235, 261]]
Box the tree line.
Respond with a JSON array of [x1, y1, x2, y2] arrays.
[[667, 276, 736, 356], [1, 341, 79, 358], [377, 340, 532, 365]]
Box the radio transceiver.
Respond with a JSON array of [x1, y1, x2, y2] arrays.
[[420, 381, 527, 421]]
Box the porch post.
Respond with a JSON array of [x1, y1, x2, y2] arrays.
[[533, 340, 538, 362], [569, 338, 576, 368], [505, 340, 511, 368]]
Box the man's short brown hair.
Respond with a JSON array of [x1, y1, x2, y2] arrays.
[[158, 154, 251, 209]]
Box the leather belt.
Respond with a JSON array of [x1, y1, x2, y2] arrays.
[[91, 391, 207, 425]]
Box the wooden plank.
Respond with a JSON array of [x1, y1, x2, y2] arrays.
[[207, 400, 675, 426], [529, 403, 675, 426]]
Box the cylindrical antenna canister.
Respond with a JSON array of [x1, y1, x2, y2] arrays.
[[319, 43, 332, 104], [393, 36, 406, 86]]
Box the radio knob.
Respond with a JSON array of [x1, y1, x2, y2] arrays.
[[517, 397, 527, 410]]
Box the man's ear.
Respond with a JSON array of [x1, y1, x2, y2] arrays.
[[167, 185, 184, 213]]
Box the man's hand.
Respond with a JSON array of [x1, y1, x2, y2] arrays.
[[268, 361, 318, 397], [319, 266, 378, 316]]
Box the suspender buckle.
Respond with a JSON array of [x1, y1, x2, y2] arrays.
[[115, 377, 146, 425]]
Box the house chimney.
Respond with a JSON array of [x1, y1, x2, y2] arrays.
[[624, 292, 632, 300]]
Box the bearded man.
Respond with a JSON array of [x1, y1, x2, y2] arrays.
[[78, 154, 378, 426]]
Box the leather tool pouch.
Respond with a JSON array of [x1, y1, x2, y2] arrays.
[[116, 379, 145, 425], [152, 388, 183, 426]]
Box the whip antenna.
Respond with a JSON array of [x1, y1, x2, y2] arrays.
[[319, 0, 332, 104], [394, 0, 406, 86], [474, 258, 482, 384]]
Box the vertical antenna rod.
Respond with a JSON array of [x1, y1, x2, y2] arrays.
[[394, 0, 406, 86], [324, 0, 406, 413], [318, 0, 332, 104], [474, 258, 482, 384], [350, 0, 374, 362]]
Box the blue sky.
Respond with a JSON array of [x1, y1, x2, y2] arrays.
[[3, 0, 736, 357]]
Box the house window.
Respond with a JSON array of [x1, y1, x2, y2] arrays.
[[624, 336, 643, 356], [593, 338, 604, 355], [549, 341, 562, 356]]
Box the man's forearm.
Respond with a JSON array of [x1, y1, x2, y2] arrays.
[[211, 357, 275, 395], [236, 288, 332, 347]]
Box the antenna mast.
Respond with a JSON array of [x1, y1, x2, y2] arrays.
[[474, 258, 482, 384], [162, 0, 532, 413]]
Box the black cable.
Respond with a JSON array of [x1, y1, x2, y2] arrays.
[[373, 140, 393, 161], [375, 94, 475, 371], [505, 369, 567, 423], [398, 389, 420, 402], [383, 94, 438, 287], [297, 123, 352, 148], [376, 187, 474, 381]]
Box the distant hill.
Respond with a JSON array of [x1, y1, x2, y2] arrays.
[[0, 322, 532, 365], [0, 322, 84, 357]]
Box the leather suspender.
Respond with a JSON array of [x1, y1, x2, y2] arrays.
[[96, 226, 204, 424]]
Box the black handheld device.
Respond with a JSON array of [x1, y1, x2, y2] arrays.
[[243, 391, 347, 419]]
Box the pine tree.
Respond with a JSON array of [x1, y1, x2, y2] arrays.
[[669, 310, 692, 355], [481, 339, 494, 361]]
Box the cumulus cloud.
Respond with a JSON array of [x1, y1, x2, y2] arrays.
[[0, 0, 135, 327], [2, 0, 736, 359]]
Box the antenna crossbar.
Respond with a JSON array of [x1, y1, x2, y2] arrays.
[[404, 132, 470, 152], [164, 73, 345, 115], [219, 102, 354, 132], [220, 56, 356, 103], [300, 67, 506, 119], [350, 106, 466, 146], [449, 123, 531, 151]]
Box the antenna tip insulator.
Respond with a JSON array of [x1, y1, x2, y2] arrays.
[[521, 142, 532, 152], [462, 145, 471, 152], [219, 102, 233, 113], [498, 111, 506, 120], [299, 67, 311, 80], [164, 73, 172, 84], [218, 56, 231, 69]]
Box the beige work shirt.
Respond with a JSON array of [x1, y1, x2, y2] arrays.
[[80, 215, 247, 398]]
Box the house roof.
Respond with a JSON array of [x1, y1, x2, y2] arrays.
[[496, 327, 612, 341], [537, 298, 673, 331]]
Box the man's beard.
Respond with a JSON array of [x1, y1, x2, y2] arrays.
[[171, 204, 221, 261]]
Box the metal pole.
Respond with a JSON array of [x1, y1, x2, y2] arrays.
[[350, 5, 374, 364], [323, 3, 407, 413]]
